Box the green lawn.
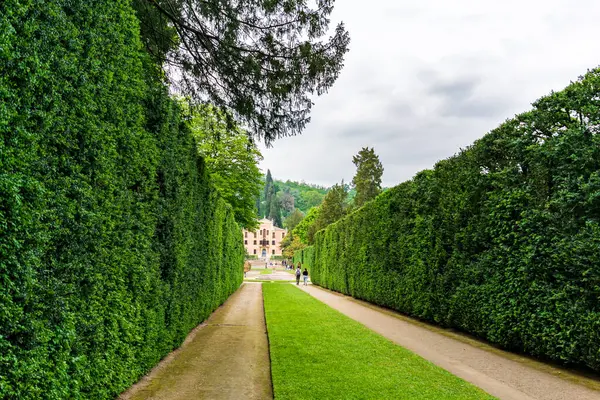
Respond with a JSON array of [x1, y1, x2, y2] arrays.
[[262, 284, 496, 400], [260, 269, 273, 275]]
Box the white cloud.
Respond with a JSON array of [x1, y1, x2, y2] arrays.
[[260, 0, 600, 187]]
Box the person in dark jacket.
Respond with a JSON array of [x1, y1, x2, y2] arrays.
[[295, 264, 302, 285], [302, 268, 309, 286]]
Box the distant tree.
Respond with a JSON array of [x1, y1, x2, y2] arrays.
[[264, 170, 273, 198], [292, 206, 320, 244], [191, 105, 262, 229], [346, 186, 357, 205], [268, 190, 283, 227], [316, 182, 348, 226], [263, 170, 274, 218], [255, 196, 261, 218], [284, 209, 304, 231], [133, 0, 350, 143], [352, 147, 384, 207], [261, 178, 328, 214], [281, 234, 307, 260], [278, 191, 295, 216], [301, 190, 325, 209], [307, 182, 347, 243]]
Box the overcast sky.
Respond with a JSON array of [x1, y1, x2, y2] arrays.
[[259, 0, 600, 187]]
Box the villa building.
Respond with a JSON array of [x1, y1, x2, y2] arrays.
[[242, 218, 287, 259]]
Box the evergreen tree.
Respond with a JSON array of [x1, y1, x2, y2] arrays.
[[268, 191, 283, 227], [255, 196, 261, 218], [352, 147, 384, 207], [133, 0, 350, 143], [263, 170, 274, 218]]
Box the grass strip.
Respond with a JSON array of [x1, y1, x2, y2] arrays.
[[263, 284, 496, 400], [260, 269, 273, 275]]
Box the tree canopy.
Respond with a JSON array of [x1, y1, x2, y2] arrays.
[[278, 190, 295, 215], [281, 234, 307, 260], [280, 207, 309, 258], [292, 206, 320, 244], [259, 175, 327, 216], [307, 182, 347, 243], [134, 0, 350, 143], [262, 169, 283, 226], [264, 170, 274, 207], [284, 208, 304, 230], [268, 190, 283, 227], [352, 147, 383, 207], [191, 105, 263, 228]]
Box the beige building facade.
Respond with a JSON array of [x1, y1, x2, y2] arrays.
[[242, 218, 287, 259]]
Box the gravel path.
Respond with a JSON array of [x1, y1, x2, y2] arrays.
[[245, 261, 296, 281], [299, 284, 600, 400], [245, 269, 294, 281], [120, 283, 272, 400]]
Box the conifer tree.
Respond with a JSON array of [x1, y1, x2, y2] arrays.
[[263, 170, 274, 218], [268, 190, 283, 227], [133, 0, 350, 143], [352, 147, 384, 207], [255, 196, 261, 218]]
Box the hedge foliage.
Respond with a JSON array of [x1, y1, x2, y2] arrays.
[[296, 68, 600, 372], [0, 1, 243, 398]]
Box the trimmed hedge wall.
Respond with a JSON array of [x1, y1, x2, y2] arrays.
[[0, 1, 243, 398], [295, 68, 600, 372]]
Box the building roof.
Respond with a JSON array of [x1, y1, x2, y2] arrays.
[[242, 218, 287, 233]]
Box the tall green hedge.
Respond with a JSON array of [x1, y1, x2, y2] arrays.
[[296, 68, 600, 372], [0, 1, 243, 398]]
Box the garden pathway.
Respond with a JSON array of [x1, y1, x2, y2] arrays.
[[299, 284, 600, 400], [244, 259, 295, 281], [119, 283, 272, 400]]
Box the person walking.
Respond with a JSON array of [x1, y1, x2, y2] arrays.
[[302, 268, 309, 286], [295, 264, 302, 285]]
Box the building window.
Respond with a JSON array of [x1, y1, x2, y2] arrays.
[[282, 232, 285, 238], [254, 232, 257, 238], [244, 240, 247, 244], [272, 232, 275, 238], [272, 249, 275, 255], [245, 232, 247, 238], [271, 240, 274, 245], [253, 249, 257, 254], [253, 240, 257, 245]]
